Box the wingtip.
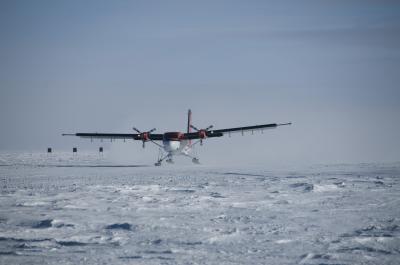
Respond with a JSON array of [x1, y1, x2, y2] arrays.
[[278, 122, 292, 126]]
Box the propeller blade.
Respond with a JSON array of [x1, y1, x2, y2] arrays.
[[148, 128, 156, 133], [206, 125, 213, 131], [190, 125, 199, 131], [133, 127, 141, 133], [142, 141, 145, 148]]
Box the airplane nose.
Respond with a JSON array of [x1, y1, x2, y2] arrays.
[[163, 140, 181, 152]]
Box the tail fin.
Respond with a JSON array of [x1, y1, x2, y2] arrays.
[[187, 109, 192, 133]]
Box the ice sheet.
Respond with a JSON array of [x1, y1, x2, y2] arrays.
[[0, 153, 399, 264]]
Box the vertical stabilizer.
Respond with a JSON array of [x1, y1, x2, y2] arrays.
[[187, 109, 192, 133]]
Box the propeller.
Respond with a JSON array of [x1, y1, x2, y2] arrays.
[[133, 127, 156, 134], [133, 127, 156, 148], [190, 124, 213, 145], [190, 125, 213, 131]]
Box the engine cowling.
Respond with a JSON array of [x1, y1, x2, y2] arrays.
[[133, 127, 156, 148], [198, 130, 207, 139], [189, 125, 213, 146], [139, 132, 150, 141]]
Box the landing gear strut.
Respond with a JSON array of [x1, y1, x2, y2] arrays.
[[155, 149, 169, 166], [154, 147, 200, 166], [181, 152, 200, 164], [155, 151, 173, 166]]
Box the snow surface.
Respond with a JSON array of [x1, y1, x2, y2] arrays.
[[0, 152, 399, 264]]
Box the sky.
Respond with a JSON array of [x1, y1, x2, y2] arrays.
[[0, 0, 399, 166]]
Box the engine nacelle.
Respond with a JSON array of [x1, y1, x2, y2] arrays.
[[133, 128, 156, 148], [139, 132, 150, 141], [198, 130, 207, 139]]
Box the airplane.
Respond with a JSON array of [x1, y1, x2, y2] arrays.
[[63, 110, 291, 166]]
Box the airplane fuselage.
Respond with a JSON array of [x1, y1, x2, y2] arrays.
[[162, 132, 189, 155]]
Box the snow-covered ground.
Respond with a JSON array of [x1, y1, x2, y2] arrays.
[[0, 152, 399, 264]]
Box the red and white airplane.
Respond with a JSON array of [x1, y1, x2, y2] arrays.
[[63, 110, 291, 166]]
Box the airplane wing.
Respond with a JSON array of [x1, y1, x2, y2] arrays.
[[183, 122, 291, 139], [214, 122, 291, 134], [62, 133, 164, 141]]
